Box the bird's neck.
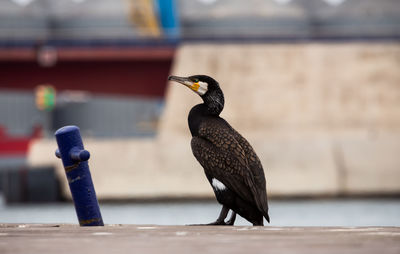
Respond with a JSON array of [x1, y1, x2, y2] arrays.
[[202, 89, 224, 116], [188, 89, 225, 137], [188, 103, 221, 137]]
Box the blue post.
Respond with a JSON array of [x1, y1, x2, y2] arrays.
[[55, 125, 104, 226]]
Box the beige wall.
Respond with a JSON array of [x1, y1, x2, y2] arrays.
[[28, 43, 400, 199]]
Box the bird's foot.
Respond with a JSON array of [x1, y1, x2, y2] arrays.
[[207, 220, 227, 226], [188, 206, 235, 226], [187, 220, 227, 226]]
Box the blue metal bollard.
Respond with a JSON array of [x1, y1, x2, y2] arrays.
[[55, 125, 104, 226]]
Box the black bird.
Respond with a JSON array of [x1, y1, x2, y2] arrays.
[[168, 75, 270, 226]]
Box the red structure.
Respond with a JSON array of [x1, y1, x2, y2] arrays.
[[0, 47, 175, 98], [0, 125, 42, 158]]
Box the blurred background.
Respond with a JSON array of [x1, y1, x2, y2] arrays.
[[0, 0, 400, 226]]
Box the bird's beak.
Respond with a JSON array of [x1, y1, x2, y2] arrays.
[[168, 75, 193, 88], [168, 75, 208, 95]]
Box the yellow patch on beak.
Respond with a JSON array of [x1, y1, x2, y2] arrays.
[[190, 82, 200, 92]]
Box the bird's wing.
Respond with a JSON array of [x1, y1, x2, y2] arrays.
[[230, 127, 269, 221], [191, 136, 254, 204], [191, 119, 268, 218]]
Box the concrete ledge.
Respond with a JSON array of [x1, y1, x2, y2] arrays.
[[0, 224, 399, 254]]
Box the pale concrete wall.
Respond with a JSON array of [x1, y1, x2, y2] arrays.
[[28, 43, 400, 199], [28, 138, 211, 200], [162, 43, 400, 197]]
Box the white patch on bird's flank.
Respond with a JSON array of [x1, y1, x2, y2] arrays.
[[212, 178, 227, 191], [197, 81, 208, 95]]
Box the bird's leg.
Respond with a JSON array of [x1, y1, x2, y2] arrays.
[[207, 205, 230, 225], [188, 205, 230, 226], [225, 211, 236, 226]]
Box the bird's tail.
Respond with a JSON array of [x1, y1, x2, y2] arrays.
[[260, 190, 270, 223], [256, 199, 270, 223], [264, 212, 270, 223]]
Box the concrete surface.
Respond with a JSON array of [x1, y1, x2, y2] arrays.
[[28, 43, 400, 199], [0, 224, 399, 254]]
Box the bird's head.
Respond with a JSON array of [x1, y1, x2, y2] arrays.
[[168, 74, 224, 115], [168, 75, 216, 96]]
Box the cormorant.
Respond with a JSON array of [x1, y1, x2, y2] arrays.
[[168, 75, 270, 226]]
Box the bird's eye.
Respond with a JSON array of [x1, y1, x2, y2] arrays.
[[193, 78, 199, 83]]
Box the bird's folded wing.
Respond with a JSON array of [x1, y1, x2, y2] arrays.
[[230, 128, 269, 217], [191, 136, 254, 203]]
